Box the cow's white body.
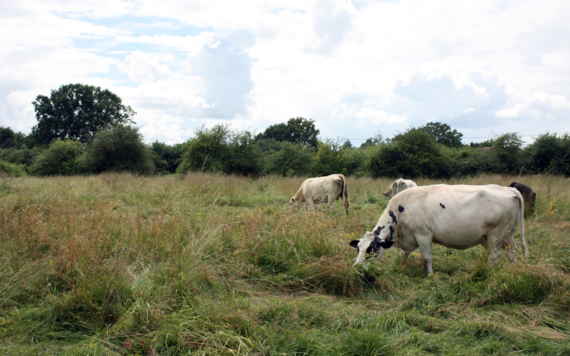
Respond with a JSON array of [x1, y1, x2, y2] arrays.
[[290, 174, 349, 213], [382, 178, 417, 198], [351, 184, 526, 274]]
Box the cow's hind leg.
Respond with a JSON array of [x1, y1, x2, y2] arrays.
[[486, 234, 503, 265]]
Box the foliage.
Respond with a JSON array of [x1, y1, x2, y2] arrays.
[[0, 160, 27, 176], [0, 126, 15, 149], [0, 147, 40, 166], [81, 125, 154, 174], [366, 128, 452, 178], [360, 132, 384, 149], [150, 141, 182, 173], [256, 117, 320, 150], [262, 141, 316, 176], [315, 139, 351, 176], [526, 133, 570, 176], [31, 83, 136, 145], [29, 140, 83, 176], [177, 124, 261, 176], [492, 132, 523, 173], [420, 121, 464, 148]]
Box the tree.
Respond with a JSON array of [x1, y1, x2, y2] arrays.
[[420, 122, 463, 148], [0, 126, 15, 149], [360, 132, 383, 149], [256, 117, 319, 150], [81, 125, 154, 174], [31, 83, 135, 145], [492, 133, 523, 173], [151, 141, 183, 173]]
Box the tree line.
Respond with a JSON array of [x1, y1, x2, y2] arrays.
[[1, 83, 569, 178]]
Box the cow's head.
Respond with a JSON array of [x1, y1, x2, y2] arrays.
[[350, 206, 403, 264], [289, 197, 300, 213]]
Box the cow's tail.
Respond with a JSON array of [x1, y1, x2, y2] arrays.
[[339, 175, 349, 214], [516, 190, 528, 258]]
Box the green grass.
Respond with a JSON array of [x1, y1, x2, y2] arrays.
[[1, 173, 570, 355]]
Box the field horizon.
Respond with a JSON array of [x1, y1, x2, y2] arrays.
[[1, 173, 569, 355]]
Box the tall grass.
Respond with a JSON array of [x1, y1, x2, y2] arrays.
[[1, 173, 569, 355]]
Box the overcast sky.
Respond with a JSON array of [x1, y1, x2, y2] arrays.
[[1, 0, 569, 146]]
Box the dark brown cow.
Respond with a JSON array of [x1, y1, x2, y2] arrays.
[[508, 182, 536, 215]]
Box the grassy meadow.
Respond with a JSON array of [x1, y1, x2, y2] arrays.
[[1, 173, 570, 355]]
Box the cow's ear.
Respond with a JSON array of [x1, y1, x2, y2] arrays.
[[349, 240, 360, 248], [382, 240, 394, 249], [291, 197, 295, 202]]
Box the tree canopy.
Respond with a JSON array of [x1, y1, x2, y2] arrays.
[[256, 117, 319, 150], [31, 83, 135, 145], [420, 122, 463, 148]]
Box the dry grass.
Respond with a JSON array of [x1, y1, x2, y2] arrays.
[[1, 173, 569, 355]]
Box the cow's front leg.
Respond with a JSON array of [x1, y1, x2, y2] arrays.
[[306, 196, 316, 212], [416, 237, 434, 275]]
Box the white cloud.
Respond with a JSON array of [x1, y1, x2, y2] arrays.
[[497, 91, 570, 121], [118, 51, 172, 83]]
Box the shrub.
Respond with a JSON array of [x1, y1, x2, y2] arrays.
[[492, 133, 523, 174], [150, 141, 182, 173], [0, 160, 27, 176], [315, 139, 353, 176], [177, 124, 261, 176], [81, 125, 154, 174], [525, 133, 570, 176], [262, 141, 316, 176], [29, 140, 83, 176], [366, 128, 452, 178]]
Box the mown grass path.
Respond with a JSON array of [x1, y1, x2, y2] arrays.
[[1, 173, 569, 355]]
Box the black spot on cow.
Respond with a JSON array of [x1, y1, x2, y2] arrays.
[[373, 225, 384, 237], [398, 205, 404, 213], [440, 203, 445, 209], [389, 210, 397, 224]]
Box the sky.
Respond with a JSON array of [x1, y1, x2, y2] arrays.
[[1, 0, 570, 146]]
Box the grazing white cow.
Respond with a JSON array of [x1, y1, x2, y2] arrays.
[[350, 184, 526, 274], [290, 174, 349, 214], [382, 178, 417, 198]]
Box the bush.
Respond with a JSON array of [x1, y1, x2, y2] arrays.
[[177, 124, 261, 176], [81, 125, 154, 174], [492, 133, 523, 174], [150, 141, 182, 173], [366, 128, 452, 178], [29, 140, 83, 176], [0, 147, 41, 166], [0, 160, 27, 176], [262, 141, 316, 176], [525, 133, 570, 176], [315, 139, 351, 176]]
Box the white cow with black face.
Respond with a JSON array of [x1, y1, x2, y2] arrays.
[[350, 184, 526, 275], [382, 178, 417, 198], [289, 174, 349, 214]]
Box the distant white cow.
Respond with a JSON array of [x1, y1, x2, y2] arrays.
[[290, 174, 349, 214], [382, 178, 417, 198], [350, 184, 526, 274]]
